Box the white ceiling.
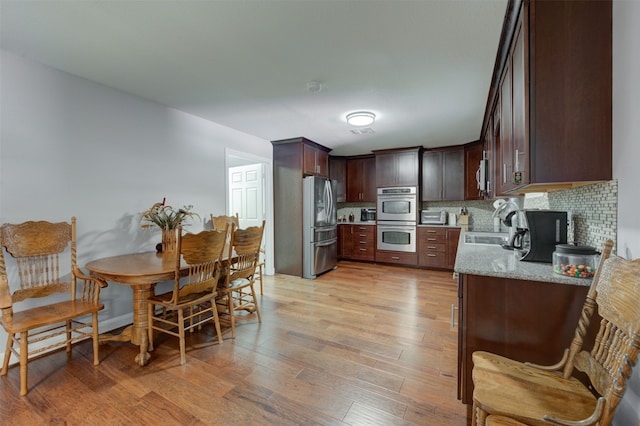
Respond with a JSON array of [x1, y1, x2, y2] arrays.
[[0, 0, 508, 156]]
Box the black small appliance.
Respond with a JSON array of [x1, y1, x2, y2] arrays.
[[360, 208, 376, 222], [518, 210, 568, 263]]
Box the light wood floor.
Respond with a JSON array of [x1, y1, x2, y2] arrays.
[[0, 261, 468, 425]]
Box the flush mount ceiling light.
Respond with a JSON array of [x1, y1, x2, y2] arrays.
[[346, 111, 376, 126]]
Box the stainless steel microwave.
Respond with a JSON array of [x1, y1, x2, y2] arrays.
[[360, 208, 376, 222]]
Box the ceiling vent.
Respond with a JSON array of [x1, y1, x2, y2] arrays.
[[350, 127, 375, 135]]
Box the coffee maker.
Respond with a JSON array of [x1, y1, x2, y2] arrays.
[[516, 210, 568, 263]]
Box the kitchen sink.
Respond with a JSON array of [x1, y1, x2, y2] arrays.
[[464, 232, 510, 246]]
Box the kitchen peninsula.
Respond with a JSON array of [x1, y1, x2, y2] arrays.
[[454, 231, 596, 405]]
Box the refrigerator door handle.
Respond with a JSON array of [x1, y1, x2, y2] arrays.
[[315, 238, 337, 247]]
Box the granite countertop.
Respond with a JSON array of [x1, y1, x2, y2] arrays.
[[454, 230, 591, 287]]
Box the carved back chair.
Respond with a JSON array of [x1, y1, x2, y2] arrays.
[[216, 221, 265, 338], [211, 212, 265, 294], [0, 218, 107, 396], [147, 225, 229, 365], [471, 240, 640, 426], [211, 213, 239, 233]]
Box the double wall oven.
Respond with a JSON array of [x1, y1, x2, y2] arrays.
[[376, 187, 418, 253]]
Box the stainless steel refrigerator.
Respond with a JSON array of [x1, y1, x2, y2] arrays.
[[303, 176, 338, 279]]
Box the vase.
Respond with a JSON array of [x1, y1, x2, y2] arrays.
[[161, 229, 177, 253]]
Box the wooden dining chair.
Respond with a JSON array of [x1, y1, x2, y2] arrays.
[[471, 239, 640, 426], [0, 218, 107, 396], [210, 213, 239, 232], [211, 213, 265, 295], [216, 221, 265, 338], [147, 225, 228, 365]]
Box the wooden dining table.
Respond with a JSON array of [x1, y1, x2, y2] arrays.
[[86, 251, 197, 366]]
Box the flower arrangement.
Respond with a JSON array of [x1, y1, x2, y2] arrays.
[[140, 198, 200, 230]]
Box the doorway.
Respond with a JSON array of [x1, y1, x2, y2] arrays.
[[225, 148, 274, 276]]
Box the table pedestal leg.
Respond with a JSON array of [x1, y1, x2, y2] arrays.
[[131, 285, 152, 366]]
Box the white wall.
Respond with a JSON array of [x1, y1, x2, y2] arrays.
[[0, 49, 272, 344], [613, 1, 640, 424]]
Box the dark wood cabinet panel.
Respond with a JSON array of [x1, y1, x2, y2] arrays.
[[339, 224, 375, 262], [421, 152, 442, 201], [350, 225, 376, 261], [303, 143, 330, 177], [346, 156, 376, 202], [499, 59, 514, 194], [374, 147, 421, 188], [464, 141, 484, 200], [272, 137, 332, 276], [421, 148, 463, 201], [445, 228, 461, 269], [484, 0, 612, 195], [329, 156, 347, 203], [511, 19, 527, 187], [443, 150, 464, 201], [529, 0, 612, 186], [375, 250, 417, 266], [418, 227, 459, 270], [457, 274, 593, 405]]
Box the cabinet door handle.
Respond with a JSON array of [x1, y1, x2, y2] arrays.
[[428, 254, 437, 257], [427, 230, 437, 233], [359, 248, 367, 252], [391, 256, 400, 260], [503, 163, 507, 183], [515, 149, 520, 171], [427, 238, 437, 241], [427, 246, 437, 249], [451, 304, 458, 329]]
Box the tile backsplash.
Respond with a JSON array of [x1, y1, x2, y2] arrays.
[[423, 180, 617, 251], [547, 180, 617, 251], [336, 180, 617, 252]]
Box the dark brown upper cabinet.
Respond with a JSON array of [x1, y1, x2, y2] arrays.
[[373, 147, 422, 188], [302, 141, 330, 177], [329, 156, 347, 203], [422, 147, 464, 201], [482, 0, 612, 195], [464, 141, 484, 201], [346, 156, 376, 202]]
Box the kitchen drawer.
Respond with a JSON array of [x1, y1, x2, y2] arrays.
[[351, 225, 376, 241], [419, 241, 446, 253], [418, 226, 459, 270], [351, 244, 375, 261], [419, 227, 446, 243], [340, 224, 376, 262], [375, 250, 418, 266], [419, 250, 447, 268]]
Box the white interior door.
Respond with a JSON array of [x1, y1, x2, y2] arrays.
[[228, 163, 264, 228], [225, 148, 274, 277]]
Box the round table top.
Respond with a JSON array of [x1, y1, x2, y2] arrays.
[[85, 251, 178, 286]]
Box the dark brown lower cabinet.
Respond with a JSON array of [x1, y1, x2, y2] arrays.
[[418, 227, 460, 270], [339, 224, 375, 262], [457, 274, 595, 405]]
